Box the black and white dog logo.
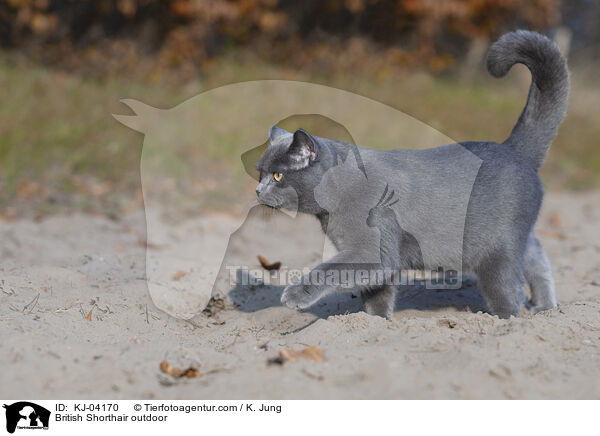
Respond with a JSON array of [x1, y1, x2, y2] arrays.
[[3, 402, 50, 434]]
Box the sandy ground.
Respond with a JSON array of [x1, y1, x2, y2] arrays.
[[1, 191, 599, 399]]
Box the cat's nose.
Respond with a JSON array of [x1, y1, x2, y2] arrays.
[[255, 186, 262, 196]]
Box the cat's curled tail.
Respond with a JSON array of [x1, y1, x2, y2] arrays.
[[486, 30, 569, 169]]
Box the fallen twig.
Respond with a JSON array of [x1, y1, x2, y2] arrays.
[[280, 318, 318, 336], [23, 293, 40, 314]]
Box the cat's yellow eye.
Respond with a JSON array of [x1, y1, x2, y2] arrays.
[[273, 172, 283, 182]]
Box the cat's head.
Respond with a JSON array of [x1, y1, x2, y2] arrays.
[[255, 126, 332, 214]]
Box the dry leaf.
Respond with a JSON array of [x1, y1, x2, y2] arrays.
[[299, 346, 325, 362], [202, 297, 225, 317], [539, 229, 567, 240], [160, 360, 200, 378], [184, 368, 200, 378], [275, 346, 325, 364], [172, 271, 187, 280], [138, 239, 161, 249], [548, 211, 564, 228], [279, 348, 299, 362], [257, 255, 281, 271]]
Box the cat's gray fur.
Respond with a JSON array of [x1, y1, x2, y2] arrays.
[[255, 30, 569, 318]]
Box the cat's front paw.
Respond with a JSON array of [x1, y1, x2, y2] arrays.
[[281, 284, 320, 310]]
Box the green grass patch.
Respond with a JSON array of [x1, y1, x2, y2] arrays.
[[0, 54, 598, 217]]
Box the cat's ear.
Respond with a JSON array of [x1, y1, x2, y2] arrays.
[[268, 125, 291, 144], [288, 129, 317, 167]]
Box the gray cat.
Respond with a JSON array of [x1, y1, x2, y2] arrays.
[[255, 30, 569, 319]]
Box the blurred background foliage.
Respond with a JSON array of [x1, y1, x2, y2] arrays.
[[0, 0, 586, 77], [1, 0, 599, 218]]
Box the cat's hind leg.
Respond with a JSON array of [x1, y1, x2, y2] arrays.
[[523, 233, 556, 314], [475, 254, 527, 319], [361, 284, 397, 319]]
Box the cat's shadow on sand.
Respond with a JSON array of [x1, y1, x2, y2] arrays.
[[228, 271, 488, 318]]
